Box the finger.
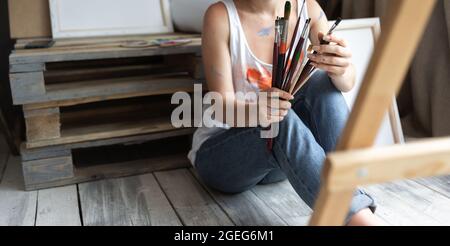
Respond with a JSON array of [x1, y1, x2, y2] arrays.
[[312, 45, 352, 58], [279, 109, 289, 117], [268, 100, 292, 110], [261, 115, 284, 126], [323, 34, 348, 47], [268, 108, 289, 117], [267, 89, 294, 100], [310, 63, 346, 76], [308, 54, 350, 67], [269, 116, 284, 124], [267, 101, 291, 111]]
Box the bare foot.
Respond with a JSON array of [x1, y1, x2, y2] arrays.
[[347, 208, 386, 226]]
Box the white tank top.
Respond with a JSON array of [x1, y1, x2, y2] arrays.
[[188, 0, 309, 164]]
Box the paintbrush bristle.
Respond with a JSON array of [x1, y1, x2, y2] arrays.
[[284, 1, 291, 20]]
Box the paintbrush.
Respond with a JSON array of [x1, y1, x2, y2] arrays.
[[283, 0, 306, 68], [324, 17, 342, 42], [294, 18, 343, 94], [272, 19, 281, 88], [304, 17, 342, 70], [275, 19, 285, 88], [281, 0, 307, 90], [281, 1, 291, 54], [276, 2, 291, 87], [288, 18, 311, 93], [284, 18, 311, 91]]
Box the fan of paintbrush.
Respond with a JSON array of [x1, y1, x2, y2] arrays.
[[267, 1, 342, 150], [271, 1, 342, 97]]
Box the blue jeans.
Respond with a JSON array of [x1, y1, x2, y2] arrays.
[[194, 71, 376, 223]]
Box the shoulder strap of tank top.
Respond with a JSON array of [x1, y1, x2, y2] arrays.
[[221, 0, 240, 27]]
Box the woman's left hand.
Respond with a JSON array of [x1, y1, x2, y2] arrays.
[[307, 33, 353, 80]]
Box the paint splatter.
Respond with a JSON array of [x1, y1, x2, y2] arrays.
[[247, 67, 272, 90], [257, 26, 273, 37]]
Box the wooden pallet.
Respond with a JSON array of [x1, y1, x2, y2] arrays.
[[8, 33, 203, 190], [21, 133, 193, 191]]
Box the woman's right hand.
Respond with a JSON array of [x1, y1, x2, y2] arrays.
[[258, 88, 294, 127]]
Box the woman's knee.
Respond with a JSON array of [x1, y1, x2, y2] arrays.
[[259, 169, 287, 185], [197, 172, 253, 194]]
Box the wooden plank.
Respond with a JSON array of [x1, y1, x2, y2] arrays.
[[251, 180, 312, 226], [0, 156, 38, 226], [23, 81, 206, 110], [35, 185, 81, 226], [416, 176, 450, 199], [24, 107, 61, 142], [10, 63, 46, 73], [26, 117, 180, 149], [10, 38, 202, 65], [17, 74, 200, 105], [21, 146, 71, 162], [190, 169, 286, 226], [22, 155, 74, 187], [79, 173, 181, 226], [9, 72, 45, 105], [384, 180, 450, 225], [154, 169, 234, 226], [326, 137, 450, 190], [366, 183, 444, 226], [21, 128, 194, 161], [15, 34, 200, 49], [26, 153, 190, 191]]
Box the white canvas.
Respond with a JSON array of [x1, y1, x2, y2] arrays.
[[50, 0, 173, 38], [333, 18, 404, 145]]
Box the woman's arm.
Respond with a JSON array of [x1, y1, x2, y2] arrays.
[[202, 3, 292, 127], [306, 0, 355, 92]]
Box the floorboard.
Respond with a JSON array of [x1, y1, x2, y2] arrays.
[[190, 169, 286, 226], [154, 169, 234, 226], [0, 147, 449, 226], [366, 181, 446, 226], [35, 185, 82, 226], [79, 173, 181, 226], [415, 176, 450, 199], [251, 180, 312, 226], [0, 156, 37, 226]]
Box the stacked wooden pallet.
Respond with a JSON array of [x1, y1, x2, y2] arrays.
[[9, 33, 204, 190]]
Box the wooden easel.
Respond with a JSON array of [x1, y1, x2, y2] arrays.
[[309, 0, 450, 226]]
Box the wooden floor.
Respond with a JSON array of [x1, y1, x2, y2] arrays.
[[1, 135, 450, 226]]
